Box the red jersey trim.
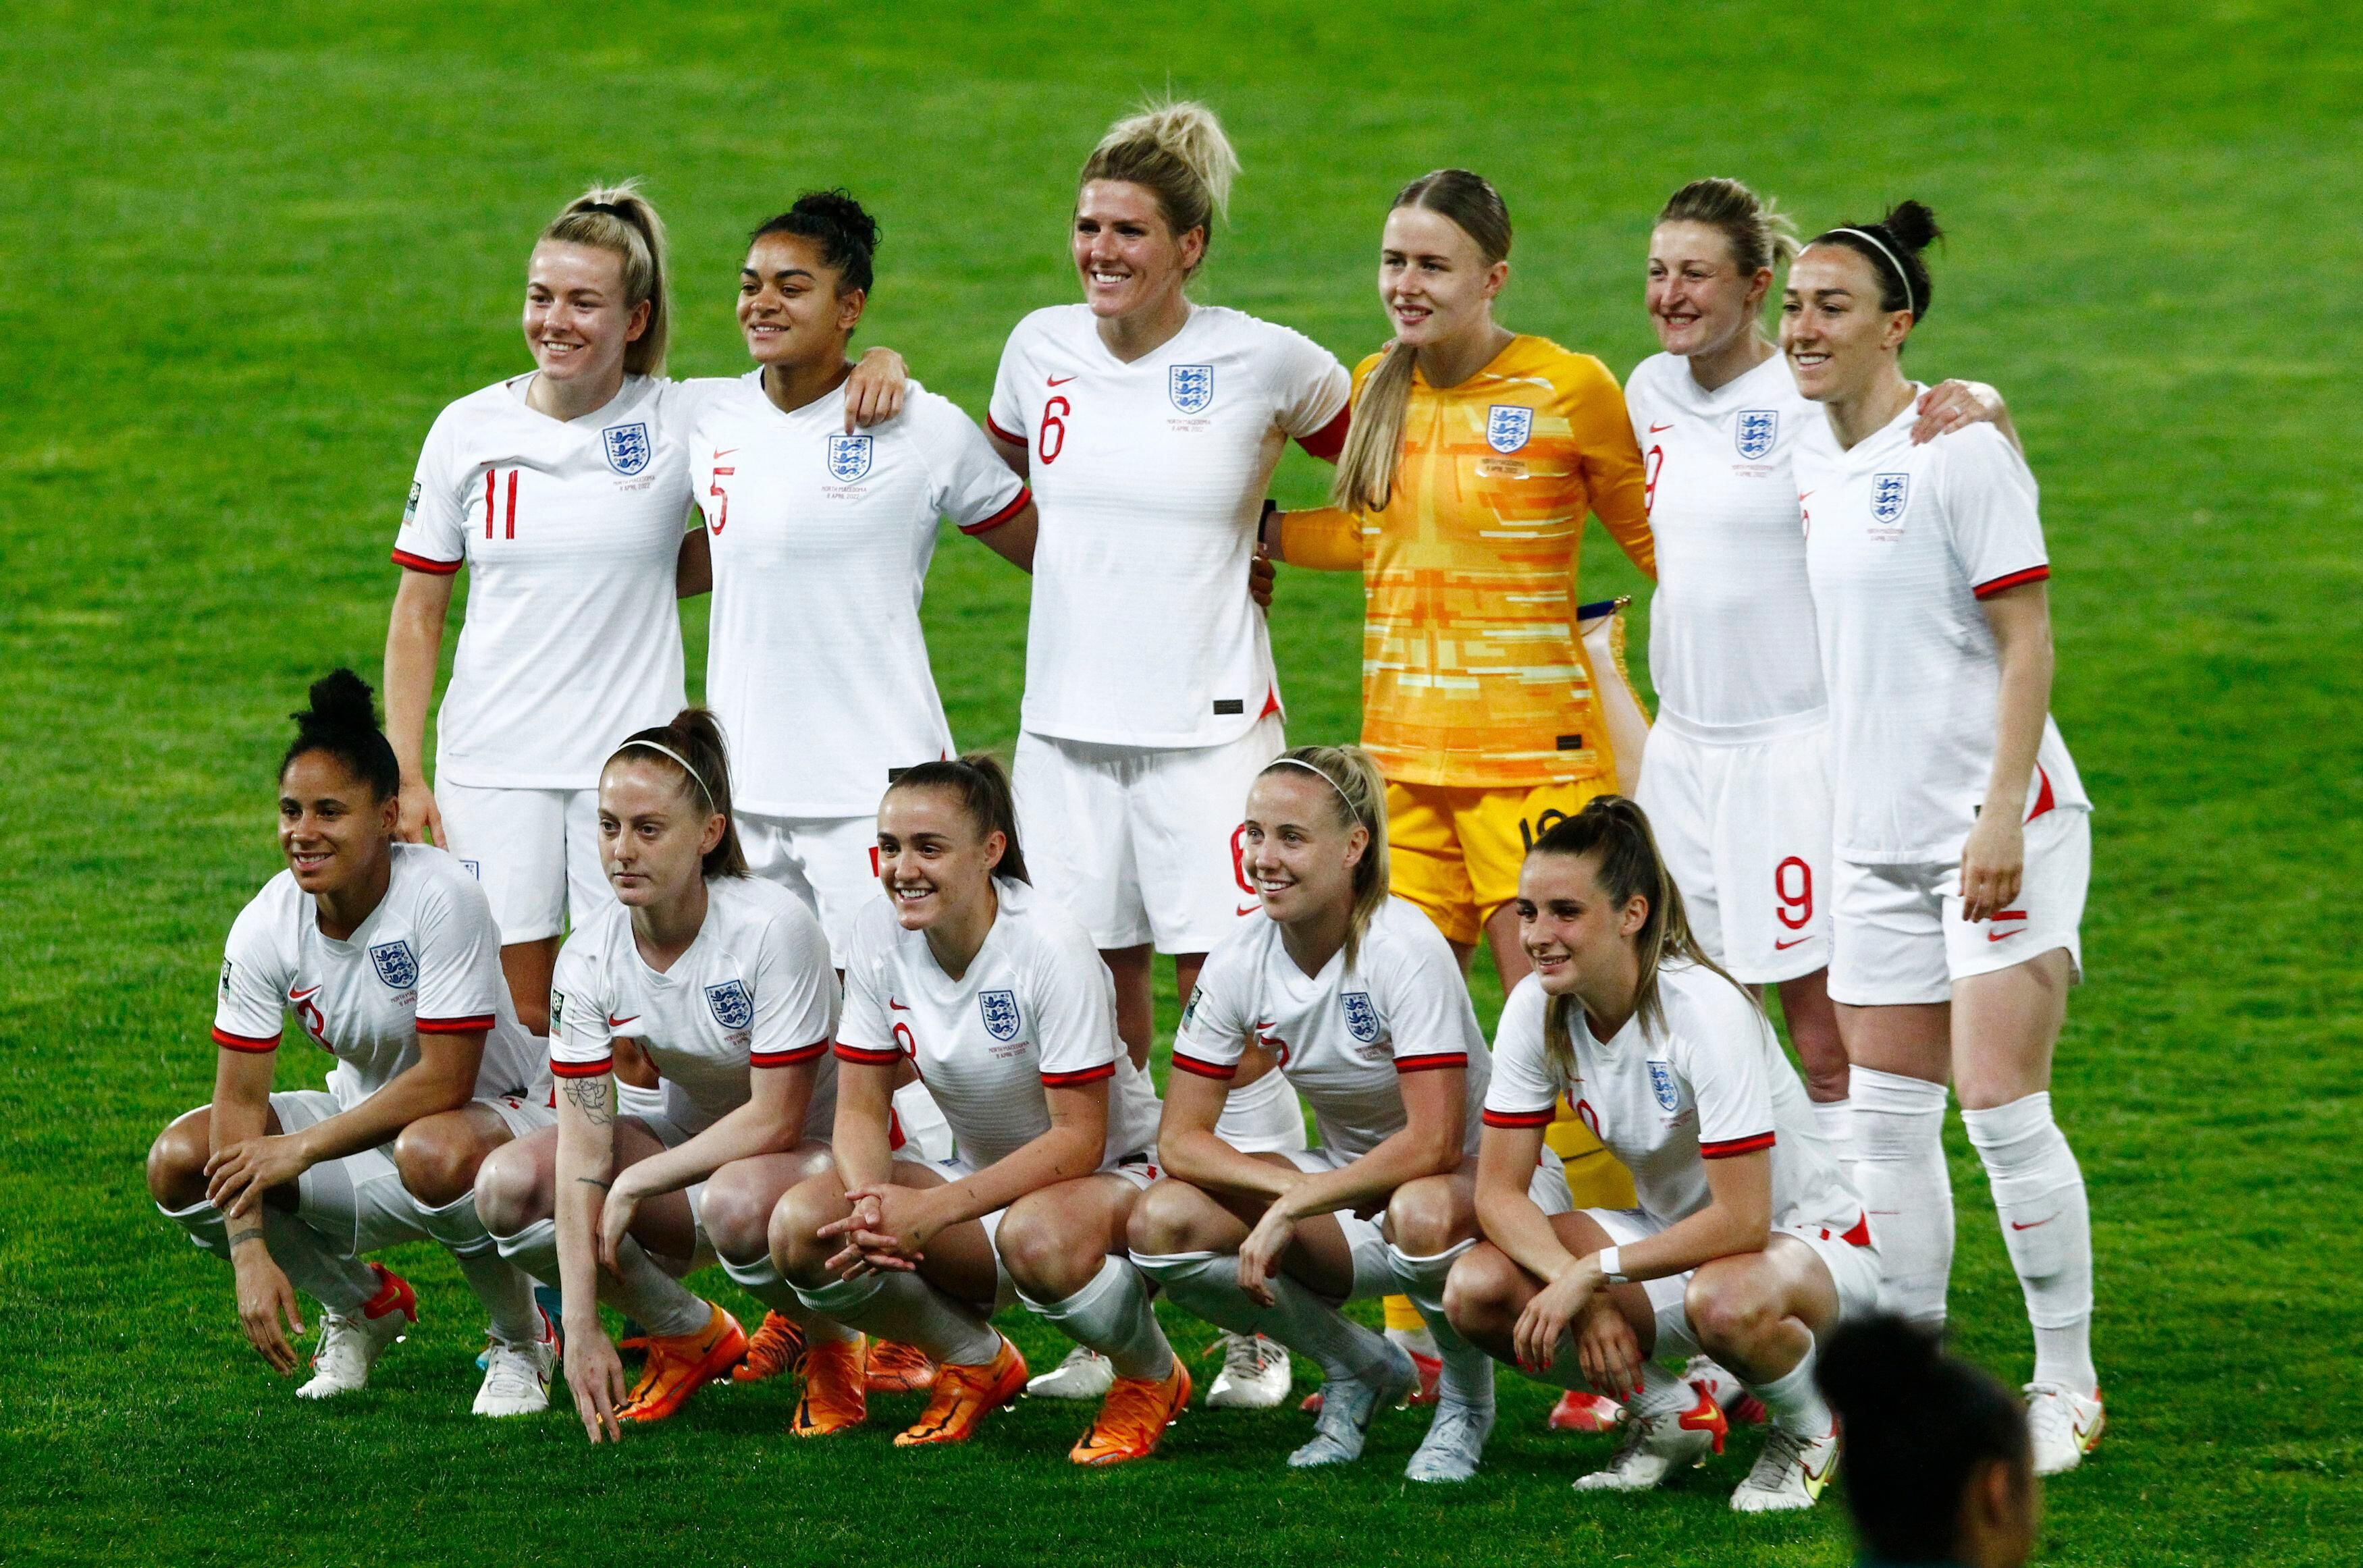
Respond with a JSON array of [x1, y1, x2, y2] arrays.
[[549, 1054, 613, 1080], [1169, 1050, 1238, 1081], [417, 1013, 496, 1035], [1841, 1211, 1872, 1247], [391, 548, 462, 576], [1973, 564, 2050, 599], [1395, 1052, 1469, 1075], [984, 414, 1025, 446], [1040, 1062, 1117, 1087], [1700, 1131, 1777, 1159], [751, 1038, 830, 1069], [958, 486, 1032, 536], [1294, 406, 1352, 462], [212, 1026, 282, 1054], [834, 1042, 903, 1067], [2025, 764, 2056, 822], [1482, 1106, 1558, 1129]]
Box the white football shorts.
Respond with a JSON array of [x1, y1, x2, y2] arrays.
[[1015, 712, 1282, 954], [1828, 805, 2090, 1007], [919, 1150, 1163, 1309], [270, 1086, 553, 1257], [436, 781, 607, 944], [622, 1108, 726, 1269], [1285, 1144, 1574, 1300], [1583, 1204, 1881, 1357], [736, 810, 886, 968], [1635, 711, 1834, 985]]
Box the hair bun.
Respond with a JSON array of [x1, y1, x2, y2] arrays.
[[296, 668, 381, 734], [791, 188, 881, 256], [1879, 199, 1943, 254]]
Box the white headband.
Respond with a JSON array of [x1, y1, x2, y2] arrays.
[[616, 739, 714, 808], [1267, 757, 1357, 814], [1830, 227, 1917, 320]]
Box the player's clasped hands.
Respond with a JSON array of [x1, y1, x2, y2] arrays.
[[821, 1184, 938, 1276], [1513, 1260, 1601, 1378], [205, 1133, 311, 1219]]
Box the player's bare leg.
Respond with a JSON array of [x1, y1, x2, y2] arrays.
[[499, 936, 560, 1037]]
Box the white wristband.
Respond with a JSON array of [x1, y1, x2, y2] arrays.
[[1596, 1246, 1626, 1284]]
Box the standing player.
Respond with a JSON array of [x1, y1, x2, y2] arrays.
[[1444, 799, 1880, 1513], [385, 183, 903, 1034], [768, 758, 1186, 1465], [1784, 203, 2102, 1474], [146, 672, 555, 1416], [472, 711, 847, 1440], [1127, 747, 1558, 1481]]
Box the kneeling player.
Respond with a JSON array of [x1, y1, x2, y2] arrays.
[[471, 711, 847, 1441], [1445, 799, 1878, 1512], [147, 672, 554, 1414], [768, 757, 1184, 1463]]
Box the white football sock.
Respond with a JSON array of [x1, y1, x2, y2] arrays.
[[1385, 1240, 1494, 1410], [240, 1206, 377, 1314], [796, 1269, 1003, 1367], [1851, 1066, 1956, 1328], [1214, 1066, 1308, 1154], [159, 1198, 232, 1260], [607, 1237, 713, 1340], [718, 1249, 853, 1344], [1021, 1255, 1175, 1380], [1131, 1249, 1393, 1386], [490, 1216, 561, 1282], [1810, 1096, 1855, 1165], [414, 1190, 540, 1344], [1963, 1091, 2097, 1395], [1746, 1342, 1833, 1435]]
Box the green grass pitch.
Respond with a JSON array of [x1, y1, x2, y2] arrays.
[[3, 3, 2358, 1564]]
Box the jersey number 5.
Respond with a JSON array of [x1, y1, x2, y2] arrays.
[[1038, 396, 1070, 465], [708, 466, 735, 535]]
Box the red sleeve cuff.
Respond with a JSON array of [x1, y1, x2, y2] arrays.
[[958, 485, 1032, 535], [1169, 1050, 1239, 1081], [212, 1027, 281, 1054], [1973, 564, 2050, 599], [549, 1055, 613, 1079], [1294, 406, 1352, 462], [1395, 1051, 1469, 1074], [751, 1038, 830, 1069], [416, 1013, 495, 1035], [1700, 1131, 1777, 1159], [1041, 1062, 1117, 1087], [1482, 1106, 1558, 1129], [834, 1042, 903, 1066], [985, 414, 1025, 446], [392, 548, 462, 575]]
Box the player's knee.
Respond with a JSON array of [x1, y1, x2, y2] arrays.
[[1125, 1178, 1208, 1257], [1684, 1270, 1778, 1355], [769, 1177, 839, 1282], [997, 1204, 1094, 1301], [1442, 1246, 1519, 1343], [393, 1118, 483, 1207], [1385, 1177, 1467, 1257], [471, 1141, 543, 1236], [696, 1167, 772, 1264], [145, 1108, 211, 1210]]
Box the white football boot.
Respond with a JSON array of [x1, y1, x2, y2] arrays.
[[1730, 1421, 1840, 1512], [1288, 1341, 1416, 1468], [1205, 1332, 1293, 1409], [1572, 1385, 1726, 1492], [1026, 1345, 1115, 1401], [473, 1326, 558, 1417], [2025, 1382, 2106, 1476], [1404, 1397, 1495, 1483], [295, 1264, 416, 1401]]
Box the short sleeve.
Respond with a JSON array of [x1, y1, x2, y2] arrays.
[[1672, 975, 1779, 1158], [1481, 977, 1562, 1128], [392, 410, 467, 574], [832, 915, 902, 1069], [1169, 938, 1256, 1081], [548, 940, 614, 1079], [212, 894, 291, 1052], [913, 394, 1030, 537], [1940, 425, 2049, 598], [1261, 324, 1352, 441], [749, 902, 837, 1069], [1377, 919, 1482, 1074], [1030, 927, 1121, 1087], [984, 325, 1033, 448], [410, 870, 504, 1035]]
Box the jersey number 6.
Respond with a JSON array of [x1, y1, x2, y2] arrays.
[[1038, 396, 1070, 465]]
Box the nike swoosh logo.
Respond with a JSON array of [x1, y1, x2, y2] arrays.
[[1774, 936, 1811, 950], [1046, 375, 1077, 387], [888, 997, 911, 1011], [1797, 490, 1813, 501], [710, 448, 737, 461], [1235, 902, 1260, 917], [1649, 423, 1674, 433], [606, 1015, 639, 1030], [2009, 1215, 2056, 1231], [1986, 928, 2023, 943]]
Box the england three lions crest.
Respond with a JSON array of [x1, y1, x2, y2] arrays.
[[1647, 1058, 1681, 1112], [826, 434, 873, 483], [1485, 404, 1533, 454], [1734, 409, 1778, 460], [1340, 991, 1381, 1044], [704, 979, 753, 1031], [979, 989, 1021, 1042], [1871, 472, 1911, 524], [1169, 364, 1214, 414], [369, 940, 419, 991], [602, 422, 652, 477]]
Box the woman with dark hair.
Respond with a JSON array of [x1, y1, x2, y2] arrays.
[[1443, 796, 1878, 1513], [471, 709, 846, 1442], [146, 671, 555, 1415], [1819, 1316, 2040, 1568], [767, 757, 1180, 1464]]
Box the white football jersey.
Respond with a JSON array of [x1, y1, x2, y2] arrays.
[[1796, 398, 2089, 863], [547, 876, 839, 1140], [987, 304, 1350, 748], [394, 374, 698, 789], [834, 877, 1163, 1170], [1173, 897, 1489, 1161], [213, 843, 543, 1109], [694, 373, 1029, 817], [1485, 967, 1859, 1235], [1626, 352, 1827, 732]]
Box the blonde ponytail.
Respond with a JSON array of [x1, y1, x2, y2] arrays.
[[541, 181, 671, 377], [1258, 745, 1391, 969], [1079, 99, 1240, 272]]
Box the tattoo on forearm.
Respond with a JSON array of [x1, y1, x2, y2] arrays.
[[227, 1226, 266, 1250], [560, 1075, 615, 1126], [576, 1176, 612, 1190]]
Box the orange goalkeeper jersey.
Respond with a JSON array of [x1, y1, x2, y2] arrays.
[[1279, 335, 1655, 788]]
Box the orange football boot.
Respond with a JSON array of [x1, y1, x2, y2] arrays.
[[791, 1334, 870, 1436], [894, 1335, 1028, 1447], [1069, 1357, 1192, 1466], [867, 1338, 938, 1393], [1550, 1390, 1628, 1432], [615, 1303, 747, 1424], [733, 1311, 807, 1384]]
